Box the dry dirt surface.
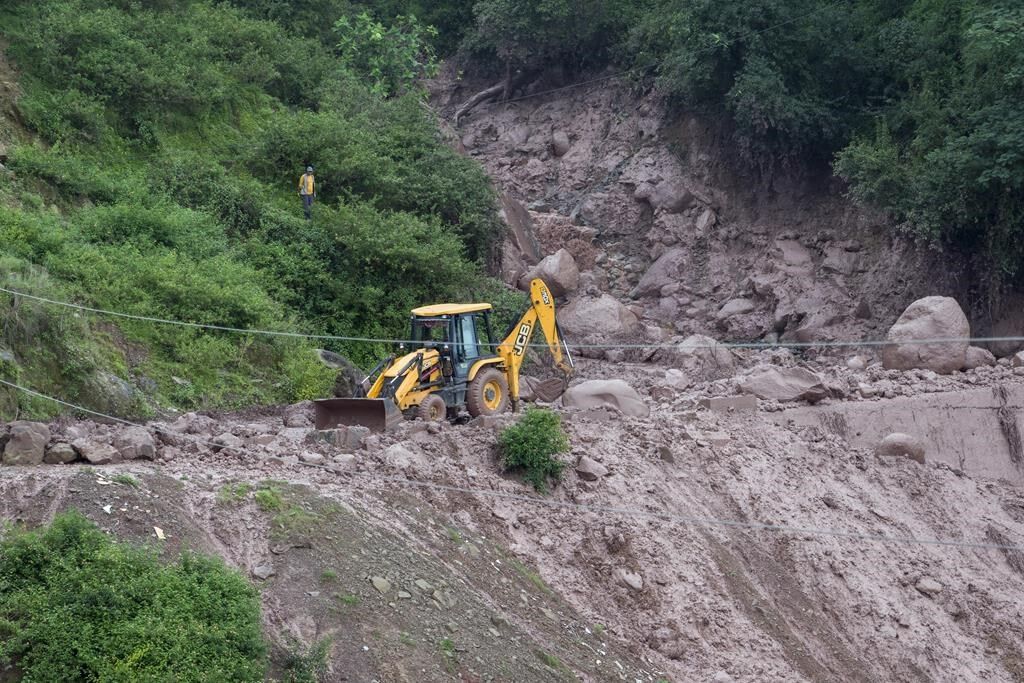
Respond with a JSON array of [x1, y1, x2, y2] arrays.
[[3, 354, 1024, 682]]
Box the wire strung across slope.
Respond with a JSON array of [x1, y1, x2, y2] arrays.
[[1, 377, 1021, 554], [3, 284, 1022, 352]]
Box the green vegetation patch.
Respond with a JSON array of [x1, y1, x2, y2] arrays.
[[0, 512, 266, 681], [498, 407, 569, 493]]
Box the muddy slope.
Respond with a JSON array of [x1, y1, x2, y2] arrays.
[[3, 358, 1024, 681]]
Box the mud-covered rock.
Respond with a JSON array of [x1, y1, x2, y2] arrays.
[[882, 297, 969, 374], [739, 367, 827, 403], [632, 248, 685, 298], [563, 380, 649, 417], [43, 441, 77, 464], [523, 248, 579, 298], [282, 400, 314, 427], [575, 455, 608, 481], [551, 130, 571, 157], [557, 294, 639, 338], [963, 346, 996, 370], [72, 439, 120, 465], [2, 421, 50, 465], [876, 433, 926, 464], [659, 335, 735, 381], [114, 426, 156, 460]]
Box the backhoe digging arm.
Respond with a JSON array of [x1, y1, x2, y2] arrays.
[[497, 278, 574, 405]]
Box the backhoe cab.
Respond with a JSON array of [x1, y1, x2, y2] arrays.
[[314, 279, 574, 431]]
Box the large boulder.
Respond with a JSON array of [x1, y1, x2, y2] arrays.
[[113, 427, 156, 460], [881, 297, 970, 374], [563, 380, 649, 417], [739, 367, 826, 403], [523, 248, 579, 298], [658, 335, 735, 381], [557, 294, 639, 339], [72, 439, 121, 465], [2, 421, 50, 465]]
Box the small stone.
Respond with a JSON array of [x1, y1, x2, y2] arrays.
[[212, 432, 243, 452], [619, 570, 643, 591], [712, 672, 735, 683], [397, 591, 412, 599], [575, 455, 609, 481], [252, 564, 275, 580], [657, 445, 675, 463], [414, 579, 433, 592], [371, 576, 391, 594], [299, 452, 326, 466], [915, 577, 943, 597], [846, 355, 868, 371], [488, 627, 501, 638]]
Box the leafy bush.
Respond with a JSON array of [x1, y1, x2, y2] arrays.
[[498, 407, 569, 492], [0, 512, 266, 681], [335, 11, 439, 97]]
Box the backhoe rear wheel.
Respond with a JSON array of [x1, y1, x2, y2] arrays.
[[417, 394, 448, 423], [467, 367, 509, 417]]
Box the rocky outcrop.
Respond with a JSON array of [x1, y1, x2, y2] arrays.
[[563, 380, 649, 417], [882, 297, 970, 374]]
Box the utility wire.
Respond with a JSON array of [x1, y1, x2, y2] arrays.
[[1, 377, 1022, 554], [3, 283, 1023, 352]]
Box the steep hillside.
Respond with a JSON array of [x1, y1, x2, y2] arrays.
[[0, 0, 511, 421], [435, 70, 1008, 354]]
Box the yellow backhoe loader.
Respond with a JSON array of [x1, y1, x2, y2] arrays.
[[314, 279, 574, 431]]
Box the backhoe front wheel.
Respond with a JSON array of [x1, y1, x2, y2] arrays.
[[467, 368, 509, 417], [417, 394, 448, 422]]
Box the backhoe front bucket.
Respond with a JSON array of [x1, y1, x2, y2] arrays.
[[313, 398, 403, 432]]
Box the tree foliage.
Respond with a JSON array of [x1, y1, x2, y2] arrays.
[[335, 11, 439, 97], [0, 512, 266, 681]]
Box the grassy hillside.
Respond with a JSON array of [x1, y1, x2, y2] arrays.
[[0, 0, 511, 418]]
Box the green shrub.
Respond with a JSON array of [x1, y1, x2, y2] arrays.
[[0, 512, 266, 681], [498, 407, 569, 492], [254, 486, 285, 512]]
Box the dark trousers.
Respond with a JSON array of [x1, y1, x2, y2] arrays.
[[302, 194, 314, 220]]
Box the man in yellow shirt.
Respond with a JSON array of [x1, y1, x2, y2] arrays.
[[298, 165, 316, 220]]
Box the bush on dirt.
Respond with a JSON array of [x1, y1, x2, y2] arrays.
[[498, 407, 569, 492], [0, 512, 266, 681]]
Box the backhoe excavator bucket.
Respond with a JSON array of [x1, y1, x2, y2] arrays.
[[313, 398, 403, 432], [532, 377, 568, 403]]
